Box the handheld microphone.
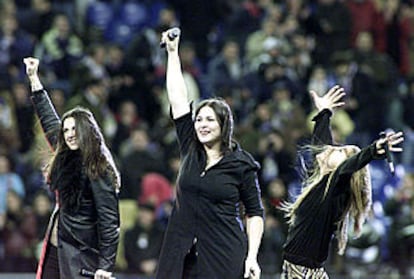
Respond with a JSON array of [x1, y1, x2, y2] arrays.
[[380, 131, 395, 175], [80, 269, 116, 279], [160, 27, 181, 48]]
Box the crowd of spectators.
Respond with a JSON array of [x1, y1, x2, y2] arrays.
[[0, 0, 414, 277]]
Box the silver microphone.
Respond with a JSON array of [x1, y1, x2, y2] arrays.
[[80, 269, 116, 279], [380, 131, 395, 176]]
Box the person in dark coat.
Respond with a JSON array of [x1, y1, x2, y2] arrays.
[[24, 57, 120, 279], [156, 29, 264, 279], [123, 202, 165, 275], [280, 85, 404, 278], [300, 0, 352, 67]]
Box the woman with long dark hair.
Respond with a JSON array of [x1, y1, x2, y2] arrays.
[[155, 29, 264, 279], [24, 57, 120, 279], [280, 85, 404, 278]]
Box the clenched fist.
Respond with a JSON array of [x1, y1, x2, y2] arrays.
[[23, 57, 39, 78]]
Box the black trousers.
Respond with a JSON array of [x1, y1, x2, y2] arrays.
[[42, 244, 60, 279]]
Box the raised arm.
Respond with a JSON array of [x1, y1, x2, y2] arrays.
[[161, 28, 191, 119], [24, 57, 61, 149], [310, 85, 345, 145], [24, 57, 44, 92], [335, 130, 404, 178]]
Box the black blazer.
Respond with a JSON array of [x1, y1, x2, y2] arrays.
[[32, 89, 119, 279]]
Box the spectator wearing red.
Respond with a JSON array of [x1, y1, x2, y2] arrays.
[[138, 172, 173, 211], [345, 0, 386, 51]]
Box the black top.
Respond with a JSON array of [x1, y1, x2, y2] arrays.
[[283, 109, 382, 268], [156, 112, 264, 279], [31, 89, 119, 278]]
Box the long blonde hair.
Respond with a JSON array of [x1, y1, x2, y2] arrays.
[[282, 144, 372, 255]]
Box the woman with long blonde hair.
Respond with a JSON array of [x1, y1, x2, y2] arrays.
[[280, 85, 404, 278]]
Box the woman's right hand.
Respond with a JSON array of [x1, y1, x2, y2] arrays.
[[310, 85, 345, 112], [161, 28, 180, 53], [23, 57, 40, 78]]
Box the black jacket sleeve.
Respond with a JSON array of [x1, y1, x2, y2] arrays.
[[238, 150, 264, 218], [30, 89, 61, 149], [311, 109, 333, 145], [173, 112, 194, 157], [336, 143, 385, 177], [90, 175, 120, 270]]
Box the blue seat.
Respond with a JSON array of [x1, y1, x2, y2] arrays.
[[104, 20, 134, 47], [117, 2, 148, 31], [85, 1, 114, 30], [147, 0, 166, 27]]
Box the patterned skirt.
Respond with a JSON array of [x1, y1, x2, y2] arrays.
[[280, 260, 329, 279]]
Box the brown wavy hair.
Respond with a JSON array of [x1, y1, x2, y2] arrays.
[[47, 106, 120, 191]]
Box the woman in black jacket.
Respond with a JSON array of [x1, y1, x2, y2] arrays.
[[24, 57, 120, 279], [281, 85, 404, 278], [156, 29, 264, 279]]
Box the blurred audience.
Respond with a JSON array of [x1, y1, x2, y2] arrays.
[[0, 0, 413, 276], [123, 202, 165, 275], [384, 172, 414, 275]]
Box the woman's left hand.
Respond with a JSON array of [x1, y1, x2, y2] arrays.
[[244, 257, 261, 279], [94, 269, 114, 279], [375, 131, 404, 155]]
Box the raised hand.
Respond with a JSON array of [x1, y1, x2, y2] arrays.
[[375, 131, 404, 155], [160, 28, 180, 53], [23, 57, 44, 91], [244, 257, 261, 279], [94, 268, 115, 279], [23, 57, 40, 78], [310, 85, 346, 112]]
